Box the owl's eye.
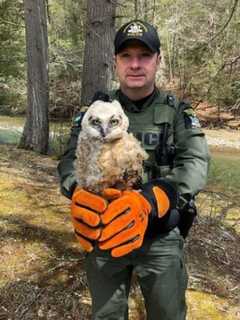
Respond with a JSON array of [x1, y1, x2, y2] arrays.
[[109, 118, 120, 127], [90, 118, 101, 127]]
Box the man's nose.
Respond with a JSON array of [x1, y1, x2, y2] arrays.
[[130, 57, 141, 69]]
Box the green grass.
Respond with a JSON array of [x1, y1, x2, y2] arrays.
[[208, 151, 240, 193]]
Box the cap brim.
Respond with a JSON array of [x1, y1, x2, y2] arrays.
[[115, 38, 158, 54]]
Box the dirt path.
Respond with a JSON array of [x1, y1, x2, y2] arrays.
[[204, 129, 240, 151]]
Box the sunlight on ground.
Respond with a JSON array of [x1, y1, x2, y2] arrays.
[[187, 291, 240, 320]]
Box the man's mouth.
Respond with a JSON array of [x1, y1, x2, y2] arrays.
[[127, 75, 145, 78]]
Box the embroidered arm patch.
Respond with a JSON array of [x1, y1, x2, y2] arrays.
[[183, 108, 201, 129]]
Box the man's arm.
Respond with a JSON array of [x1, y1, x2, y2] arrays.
[[166, 102, 210, 198], [138, 101, 210, 237], [57, 117, 82, 199]]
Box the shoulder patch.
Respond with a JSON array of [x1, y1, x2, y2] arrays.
[[183, 108, 201, 129], [184, 108, 196, 117], [179, 101, 201, 129]]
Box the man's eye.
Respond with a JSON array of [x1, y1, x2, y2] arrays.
[[120, 53, 130, 58], [141, 52, 153, 58]]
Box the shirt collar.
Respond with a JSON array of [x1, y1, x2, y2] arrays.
[[117, 87, 159, 112]]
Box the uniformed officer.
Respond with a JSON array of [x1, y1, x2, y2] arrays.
[[58, 20, 210, 320]]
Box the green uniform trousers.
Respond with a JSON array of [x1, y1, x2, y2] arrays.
[[85, 227, 188, 320]]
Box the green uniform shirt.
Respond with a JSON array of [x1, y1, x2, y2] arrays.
[[57, 88, 210, 200]]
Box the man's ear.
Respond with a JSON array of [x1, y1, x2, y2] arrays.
[[113, 56, 117, 69], [157, 54, 161, 66]]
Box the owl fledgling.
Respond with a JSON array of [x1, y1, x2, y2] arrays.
[[74, 99, 148, 194]]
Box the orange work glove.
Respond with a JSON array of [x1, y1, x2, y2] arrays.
[[141, 179, 180, 232], [71, 188, 107, 252], [141, 180, 174, 218], [98, 190, 151, 258], [101, 188, 122, 200]]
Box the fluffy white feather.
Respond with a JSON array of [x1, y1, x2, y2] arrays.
[[74, 100, 148, 193]]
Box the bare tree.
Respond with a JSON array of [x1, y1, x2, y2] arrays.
[[19, 0, 49, 154], [80, 0, 117, 105], [135, 0, 146, 19], [135, 0, 156, 21]]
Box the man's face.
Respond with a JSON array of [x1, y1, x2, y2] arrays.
[[115, 42, 160, 95]]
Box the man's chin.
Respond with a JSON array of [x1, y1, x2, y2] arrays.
[[126, 81, 146, 89]]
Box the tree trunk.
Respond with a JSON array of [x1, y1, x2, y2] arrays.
[[19, 0, 49, 154], [135, 0, 146, 19], [80, 0, 117, 106]]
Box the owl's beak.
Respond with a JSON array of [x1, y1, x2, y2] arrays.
[[100, 126, 106, 138]]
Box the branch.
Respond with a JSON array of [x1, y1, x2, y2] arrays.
[[195, 0, 239, 52], [210, 0, 239, 42], [45, 0, 51, 24], [107, 0, 126, 7], [0, 18, 24, 28], [205, 55, 240, 97], [193, 55, 240, 108]]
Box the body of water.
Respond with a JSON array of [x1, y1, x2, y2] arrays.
[[0, 115, 71, 146]]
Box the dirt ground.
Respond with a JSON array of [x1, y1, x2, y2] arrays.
[[0, 143, 239, 320]]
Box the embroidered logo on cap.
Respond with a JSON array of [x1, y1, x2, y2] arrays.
[[123, 22, 148, 37]]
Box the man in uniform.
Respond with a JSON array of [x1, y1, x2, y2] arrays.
[[58, 20, 210, 320]]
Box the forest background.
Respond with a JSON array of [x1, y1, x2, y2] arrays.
[[1, 0, 239, 123]]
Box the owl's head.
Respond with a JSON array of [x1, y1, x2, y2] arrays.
[[81, 100, 129, 141]]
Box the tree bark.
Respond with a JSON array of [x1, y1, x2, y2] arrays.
[[19, 0, 49, 154], [135, 0, 146, 19], [80, 0, 117, 106]]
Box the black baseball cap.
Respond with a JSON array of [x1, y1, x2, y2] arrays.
[[114, 20, 161, 54]]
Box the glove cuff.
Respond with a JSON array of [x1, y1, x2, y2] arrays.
[[152, 186, 170, 217], [154, 179, 179, 209], [141, 179, 178, 218]]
